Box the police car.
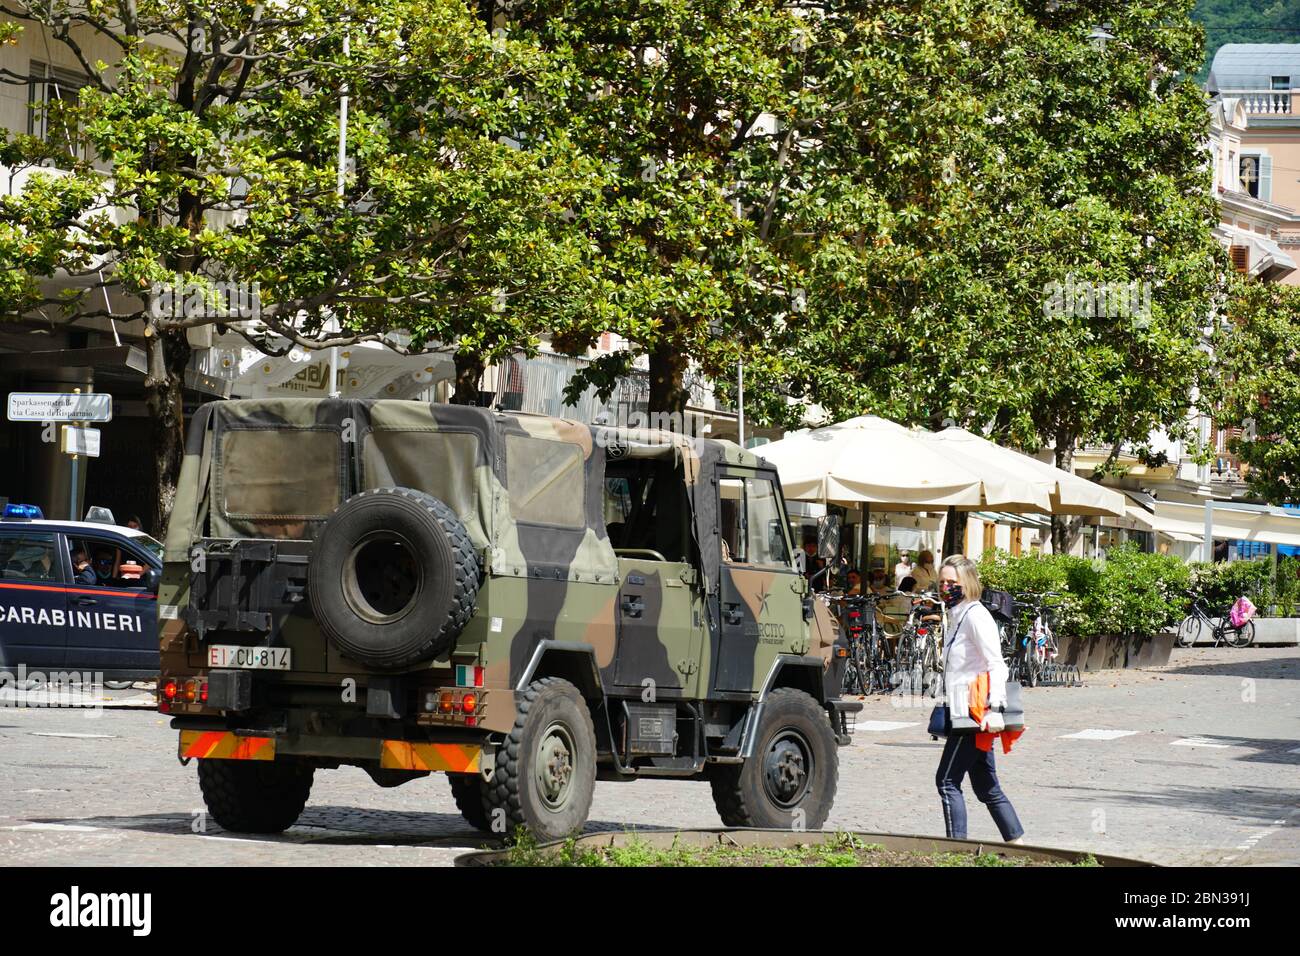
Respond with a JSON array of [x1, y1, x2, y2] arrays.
[[0, 504, 162, 683]]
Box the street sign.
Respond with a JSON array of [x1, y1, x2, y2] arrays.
[[7, 392, 113, 423], [60, 425, 101, 458]]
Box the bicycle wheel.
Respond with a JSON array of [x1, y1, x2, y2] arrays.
[[1175, 615, 1202, 648], [1226, 620, 1256, 648], [1024, 643, 1040, 687]]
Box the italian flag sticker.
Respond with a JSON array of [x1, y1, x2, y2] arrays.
[[456, 665, 484, 688]]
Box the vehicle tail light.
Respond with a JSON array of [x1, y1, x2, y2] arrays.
[[162, 679, 178, 701], [461, 693, 477, 713], [438, 692, 453, 714], [183, 679, 198, 703], [199, 682, 208, 703]]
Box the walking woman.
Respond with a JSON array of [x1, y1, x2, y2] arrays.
[[935, 555, 1026, 844]]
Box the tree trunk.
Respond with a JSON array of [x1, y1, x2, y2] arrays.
[[1051, 435, 1083, 555], [145, 328, 192, 538], [942, 507, 969, 559], [452, 352, 484, 405], [648, 337, 689, 424]]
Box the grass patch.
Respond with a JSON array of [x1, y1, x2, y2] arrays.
[[495, 830, 1098, 867]]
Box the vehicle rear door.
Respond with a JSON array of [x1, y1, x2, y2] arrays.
[[0, 528, 68, 672], [63, 532, 158, 673]]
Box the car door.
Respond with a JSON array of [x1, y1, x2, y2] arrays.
[[0, 528, 68, 672], [714, 471, 806, 694], [63, 533, 158, 674]]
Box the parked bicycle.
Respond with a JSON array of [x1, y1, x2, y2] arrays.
[[895, 591, 945, 698], [836, 590, 905, 696], [1014, 591, 1064, 688], [1176, 591, 1256, 648]]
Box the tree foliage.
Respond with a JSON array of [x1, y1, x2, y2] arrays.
[[1215, 276, 1300, 503]]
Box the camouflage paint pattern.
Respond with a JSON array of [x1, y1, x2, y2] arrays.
[[160, 399, 834, 758]]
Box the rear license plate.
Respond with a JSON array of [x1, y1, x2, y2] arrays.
[[207, 645, 291, 671]]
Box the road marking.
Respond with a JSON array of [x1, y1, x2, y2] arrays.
[[4, 823, 101, 832], [1289, 747, 1300, 754], [1171, 737, 1243, 749], [1058, 729, 1141, 741], [30, 732, 115, 739], [856, 721, 920, 732]]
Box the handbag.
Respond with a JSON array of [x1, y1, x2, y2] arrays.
[[927, 603, 973, 739], [949, 680, 1024, 734]]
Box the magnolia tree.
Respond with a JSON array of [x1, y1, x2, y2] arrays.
[[728, 0, 1223, 551], [1215, 276, 1300, 504], [0, 0, 605, 529]]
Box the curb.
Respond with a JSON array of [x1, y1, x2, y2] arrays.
[[453, 828, 1156, 867]]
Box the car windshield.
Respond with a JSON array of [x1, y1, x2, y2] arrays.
[[128, 534, 164, 560]]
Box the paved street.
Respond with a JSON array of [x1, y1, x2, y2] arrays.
[[1, 646, 1296, 867]]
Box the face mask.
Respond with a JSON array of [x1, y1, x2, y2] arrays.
[[940, 582, 964, 607]]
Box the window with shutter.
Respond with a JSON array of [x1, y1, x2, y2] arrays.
[[1230, 245, 1250, 272]]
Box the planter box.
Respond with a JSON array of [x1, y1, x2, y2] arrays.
[[1188, 616, 1300, 646], [1127, 632, 1175, 668], [1054, 632, 1174, 671]]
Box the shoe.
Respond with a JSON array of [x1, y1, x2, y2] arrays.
[[1008, 836, 1025, 845]]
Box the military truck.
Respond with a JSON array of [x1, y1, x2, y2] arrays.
[[159, 398, 860, 840]]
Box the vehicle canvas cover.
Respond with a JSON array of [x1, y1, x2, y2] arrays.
[[166, 399, 766, 606]]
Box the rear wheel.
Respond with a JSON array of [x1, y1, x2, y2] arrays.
[[197, 758, 314, 834], [482, 677, 597, 842], [448, 773, 491, 832], [1226, 620, 1256, 648], [708, 688, 838, 830]]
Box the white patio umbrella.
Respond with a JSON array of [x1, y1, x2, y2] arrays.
[[756, 416, 985, 510], [925, 427, 1127, 518]]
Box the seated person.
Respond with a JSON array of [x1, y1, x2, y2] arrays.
[[70, 548, 98, 586], [91, 547, 119, 586], [845, 568, 863, 596], [867, 569, 889, 595], [884, 575, 916, 619]]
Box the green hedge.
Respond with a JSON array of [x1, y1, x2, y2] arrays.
[[977, 544, 1238, 640], [1187, 558, 1277, 615]]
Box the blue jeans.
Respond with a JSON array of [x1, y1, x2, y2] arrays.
[[935, 733, 1024, 841]]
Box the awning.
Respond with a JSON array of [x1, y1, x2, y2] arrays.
[[924, 427, 1127, 517], [757, 416, 985, 510], [971, 511, 1052, 529], [1125, 494, 1300, 547], [1124, 503, 1202, 543]]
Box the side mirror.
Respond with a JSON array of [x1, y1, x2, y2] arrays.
[[817, 515, 841, 560], [143, 568, 161, 593]]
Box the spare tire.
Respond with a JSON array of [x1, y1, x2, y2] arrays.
[[308, 487, 480, 669]]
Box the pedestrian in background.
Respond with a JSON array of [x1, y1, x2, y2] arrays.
[[933, 554, 1025, 845]]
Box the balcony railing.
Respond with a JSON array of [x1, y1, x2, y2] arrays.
[[1228, 89, 1297, 115]]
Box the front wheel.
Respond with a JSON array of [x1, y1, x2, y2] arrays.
[[1175, 615, 1202, 648], [482, 677, 597, 843], [197, 758, 314, 834], [708, 688, 839, 830]]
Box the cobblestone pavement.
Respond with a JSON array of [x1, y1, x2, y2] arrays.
[[0, 647, 1295, 867]]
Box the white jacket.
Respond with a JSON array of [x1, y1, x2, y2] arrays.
[[943, 599, 1009, 712]]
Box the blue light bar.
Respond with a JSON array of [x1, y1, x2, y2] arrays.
[[2, 503, 44, 520]]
